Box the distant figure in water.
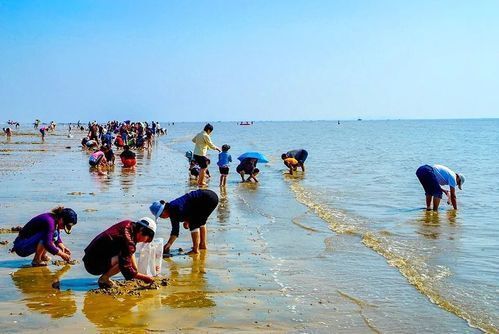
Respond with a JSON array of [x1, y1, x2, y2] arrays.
[[89, 147, 107, 167], [150, 189, 219, 255], [416, 164, 465, 211], [103, 145, 115, 166], [3, 127, 12, 137], [81, 137, 98, 149], [39, 127, 47, 140], [11, 207, 77, 266], [83, 217, 156, 288], [120, 145, 136, 168], [281, 149, 308, 173]]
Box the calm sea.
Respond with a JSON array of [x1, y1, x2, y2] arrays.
[[0, 119, 497, 333]]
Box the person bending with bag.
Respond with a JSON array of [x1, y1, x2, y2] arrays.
[[83, 217, 156, 288]]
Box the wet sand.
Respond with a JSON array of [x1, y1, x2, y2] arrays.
[[0, 125, 481, 333]]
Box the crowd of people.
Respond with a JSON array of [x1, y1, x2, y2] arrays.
[[80, 120, 166, 172]]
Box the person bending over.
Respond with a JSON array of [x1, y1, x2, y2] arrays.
[[416, 164, 465, 211], [236, 158, 259, 182], [150, 189, 219, 255], [281, 149, 308, 172]]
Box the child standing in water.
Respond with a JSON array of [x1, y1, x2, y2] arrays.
[[217, 144, 232, 187]]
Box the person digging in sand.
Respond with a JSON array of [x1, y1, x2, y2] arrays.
[[11, 207, 77, 266], [82, 217, 156, 288], [150, 189, 219, 255]]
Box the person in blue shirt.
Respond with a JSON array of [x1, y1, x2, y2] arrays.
[[217, 144, 232, 187], [102, 130, 114, 147], [150, 190, 219, 255]]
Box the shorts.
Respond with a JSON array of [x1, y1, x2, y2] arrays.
[[189, 190, 219, 231], [416, 165, 443, 199], [193, 154, 208, 169], [190, 168, 200, 177], [82, 254, 111, 276], [12, 232, 44, 257], [219, 166, 229, 175]]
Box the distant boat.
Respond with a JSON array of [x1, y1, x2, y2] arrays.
[[239, 121, 253, 126], [357, 118, 362, 121]]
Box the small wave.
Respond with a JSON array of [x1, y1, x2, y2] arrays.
[[289, 182, 498, 334]]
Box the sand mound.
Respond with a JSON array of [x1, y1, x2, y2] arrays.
[[51, 259, 79, 266], [90, 277, 168, 296]]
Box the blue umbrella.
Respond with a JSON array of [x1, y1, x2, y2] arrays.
[[237, 152, 269, 163]]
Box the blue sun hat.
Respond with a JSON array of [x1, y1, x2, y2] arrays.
[[149, 201, 166, 221]]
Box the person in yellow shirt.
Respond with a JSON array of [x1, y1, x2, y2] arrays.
[[192, 124, 220, 186]]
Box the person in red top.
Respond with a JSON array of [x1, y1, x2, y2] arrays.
[[82, 217, 157, 288]]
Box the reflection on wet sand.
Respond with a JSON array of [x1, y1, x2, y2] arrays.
[[162, 251, 215, 308], [217, 187, 230, 224], [11, 266, 76, 318], [416, 210, 460, 240], [119, 167, 136, 192], [136, 149, 153, 167], [446, 210, 457, 224], [90, 167, 113, 192], [82, 290, 156, 331]]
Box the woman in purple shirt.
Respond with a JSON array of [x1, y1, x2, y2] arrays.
[[12, 207, 77, 266]]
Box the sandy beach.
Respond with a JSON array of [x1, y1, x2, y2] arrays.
[[1, 122, 492, 333]]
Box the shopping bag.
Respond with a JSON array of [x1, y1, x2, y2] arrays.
[[136, 238, 164, 276]]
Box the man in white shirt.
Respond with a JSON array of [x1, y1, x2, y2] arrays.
[[415, 164, 465, 211]]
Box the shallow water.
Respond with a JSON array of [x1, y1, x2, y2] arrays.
[[0, 120, 497, 333]]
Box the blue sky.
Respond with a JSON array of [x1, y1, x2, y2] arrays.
[[1, 0, 498, 122]]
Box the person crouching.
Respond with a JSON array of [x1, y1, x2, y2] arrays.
[[12, 207, 77, 266], [120, 145, 137, 168], [82, 217, 156, 288]]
